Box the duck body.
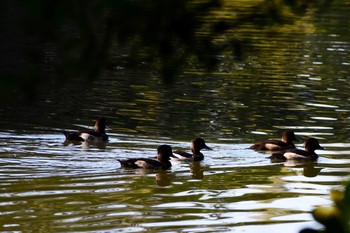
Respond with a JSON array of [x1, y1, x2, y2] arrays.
[[250, 139, 296, 151], [118, 145, 172, 170], [118, 157, 171, 170], [270, 148, 318, 160], [269, 138, 324, 161], [172, 150, 204, 161], [250, 130, 298, 151], [172, 138, 212, 161], [63, 130, 108, 142], [63, 117, 108, 143]]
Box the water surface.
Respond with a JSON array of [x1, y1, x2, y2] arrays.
[[1, 1, 350, 232], [1, 132, 349, 232]]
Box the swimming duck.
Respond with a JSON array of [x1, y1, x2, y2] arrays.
[[172, 138, 212, 161], [269, 138, 324, 161], [249, 130, 298, 151], [118, 145, 173, 170], [63, 117, 108, 142]]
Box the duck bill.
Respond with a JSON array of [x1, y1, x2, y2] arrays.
[[318, 146, 325, 150], [204, 145, 213, 150]]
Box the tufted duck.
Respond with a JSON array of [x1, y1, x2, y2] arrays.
[[172, 138, 212, 161], [63, 117, 108, 142], [118, 145, 173, 170], [249, 130, 298, 151], [269, 138, 324, 161]]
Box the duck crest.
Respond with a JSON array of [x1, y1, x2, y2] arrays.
[[281, 130, 298, 144]]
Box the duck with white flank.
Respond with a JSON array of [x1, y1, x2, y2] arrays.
[[118, 145, 173, 170], [269, 138, 324, 161], [63, 117, 108, 143], [249, 130, 298, 151]]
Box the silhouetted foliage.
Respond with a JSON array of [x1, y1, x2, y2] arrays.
[[0, 0, 323, 97], [300, 180, 350, 233]]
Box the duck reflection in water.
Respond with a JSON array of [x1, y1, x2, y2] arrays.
[[155, 170, 174, 186], [121, 167, 174, 186], [283, 160, 323, 177], [190, 161, 205, 179], [63, 117, 109, 146]]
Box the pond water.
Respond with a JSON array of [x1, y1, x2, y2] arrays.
[[1, 2, 350, 233]]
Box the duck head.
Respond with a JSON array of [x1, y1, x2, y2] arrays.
[[282, 130, 299, 143], [157, 145, 173, 162], [191, 138, 212, 154], [304, 138, 324, 152]]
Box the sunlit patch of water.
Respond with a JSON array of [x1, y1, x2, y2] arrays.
[[0, 129, 349, 232]]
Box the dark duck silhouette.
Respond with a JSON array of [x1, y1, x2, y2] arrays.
[[249, 130, 298, 151], [269, 138, 324, 161], [172, 138, 212, 161], [63, 117, 108, 142], [118, 145, 173, 170]]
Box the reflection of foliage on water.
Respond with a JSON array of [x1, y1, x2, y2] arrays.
[[0, 0, 327, 96], [300, 181, 350, 233]]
